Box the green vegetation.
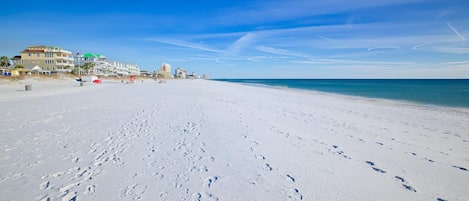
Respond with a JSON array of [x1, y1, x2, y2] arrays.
[[82, 62, 95, 73], [71, 62, 95, 75], [71, 66, 79, 75], [0, 56, 10, 67]]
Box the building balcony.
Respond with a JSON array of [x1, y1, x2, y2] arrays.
[[56, 56, 74, 61], [47, 49, 72, 54], [56, 62, 74, 67]]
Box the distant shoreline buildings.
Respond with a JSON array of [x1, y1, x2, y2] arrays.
[[153, 64, 209, 80], [1, 45, 209, 79], [174, 67, 208, 79], [1, 45, 140, 77]]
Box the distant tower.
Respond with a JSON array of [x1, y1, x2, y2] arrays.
[[161, 63, 171, 73], [156, 63, 172, 79]]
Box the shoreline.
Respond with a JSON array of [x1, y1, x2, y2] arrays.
[[211, 79, 469, 114], [2, 77, 469, 114]]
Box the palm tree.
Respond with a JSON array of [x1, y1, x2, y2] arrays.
[[0, 56, 10, 67], [71, 66, 79, 75], [82, 62, 95, 74]]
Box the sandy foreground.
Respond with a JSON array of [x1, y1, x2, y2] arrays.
[[0, 78, 468, 201]]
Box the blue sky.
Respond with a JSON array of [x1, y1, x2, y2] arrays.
[[1, 0, 468, 78]]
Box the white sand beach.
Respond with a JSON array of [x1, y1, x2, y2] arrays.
[[0, 79, 468, 201]]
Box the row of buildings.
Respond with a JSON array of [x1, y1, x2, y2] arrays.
[[4, 45, 140, 76], [154, 63, 208, 80], [2, 45, 209, 79], [79, 52, 140, 76]]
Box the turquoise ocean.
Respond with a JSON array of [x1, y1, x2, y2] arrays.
[[216, 79, 469, 108]]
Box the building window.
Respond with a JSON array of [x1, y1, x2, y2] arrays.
[[36, 53, 40, 57]]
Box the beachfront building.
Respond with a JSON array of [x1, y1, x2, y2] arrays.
[[139, 70, 153, 77], [188, 72, 200, 79], [76, 53, 140, 76], [174, 68, 187, 79], [155, 63, 172, 79], [10, 56, 21, 66], [20, 46, 74, 72]]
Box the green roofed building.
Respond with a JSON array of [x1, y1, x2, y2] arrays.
[[76, 52, 140, 76], [82, 53, 104, 59]]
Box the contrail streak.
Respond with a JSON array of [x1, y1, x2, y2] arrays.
[[447, 22, 466, 42], [367, 46, 400, 51], [413, 43, 432, 50]]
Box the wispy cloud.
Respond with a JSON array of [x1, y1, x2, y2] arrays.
[[214, 0, 428, 26], [367, 46, 400, 52], [430, 47, 469, 54], [446, 22, 466, 42], [255, 45, 312, 58], [295, 58, 417, 67], [247, 55, 289, 62], [317, 35, 340, 42], [187, 56, 220, 63], [440, 60, 469, 65], [227, 33, 257, 54], [142, 38, 224, 53], [413, 43, 432, 50]]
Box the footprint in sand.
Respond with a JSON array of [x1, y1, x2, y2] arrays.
[[84, 184, 95, 196], [40, 181, 51, 190], [452, 165, 468, 171], [39, 195, 51, 201], [285, 174, 303, 200], [265, 163, 273, 171], [394, 176, 417, 192], [205, 176, 219, 189], [286, 174, 296, 183], [365, 161, 386, 173], [193, 192, 219, 201], [61, 191, 77, 201], [290, 188, 303, 200]]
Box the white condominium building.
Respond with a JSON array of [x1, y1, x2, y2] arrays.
[[77, 53, 140, 76]]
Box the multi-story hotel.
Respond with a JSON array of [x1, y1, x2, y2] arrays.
[[155, 63, 172, 79], [20, 46, 74, 72], [174, 67, 188, 79], [77, 53, 140, 76]]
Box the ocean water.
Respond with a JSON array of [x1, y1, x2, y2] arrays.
[[216, 79, 469, 108]]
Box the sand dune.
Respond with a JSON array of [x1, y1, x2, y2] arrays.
[[0, 79, 468, 201]]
